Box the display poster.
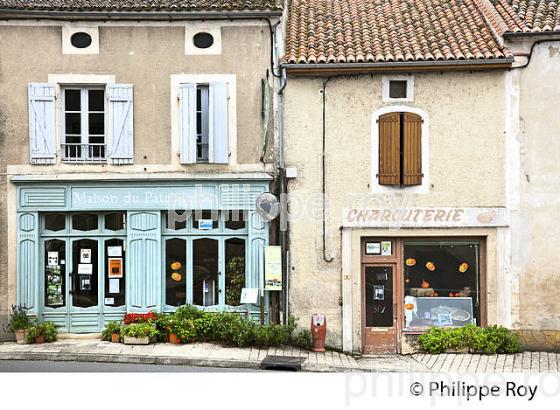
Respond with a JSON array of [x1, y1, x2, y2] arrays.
[[47, 251, 59, 267], [373, 285, 385, 300], [104, 297, 114, 305], [198, 219, 213, 230], [46, 265, 63, 306], [107, 246, 122, 257], [78, 264, 93, 275], [108, 258, 123, 278], [80, 249, 92, 263], [80, 276, 91, 291], [240, 288, 259, 304], [264, 246, 282, 291], [381, 241, 392, 256], [365, 242, 381, 255], [109, 279, 120, 294]]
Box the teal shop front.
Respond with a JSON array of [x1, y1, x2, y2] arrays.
[[14, 178, 270, 332]]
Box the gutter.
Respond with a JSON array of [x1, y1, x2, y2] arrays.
[[503, 30, 560, 38], [0, 9, 283, 21], [282, 58, 514, 75]]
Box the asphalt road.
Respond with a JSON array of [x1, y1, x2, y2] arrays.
[[0, 359, 257, 372]]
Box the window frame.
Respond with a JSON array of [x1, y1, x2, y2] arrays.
[[382, 75, 414, 102], [371, 106, 430, 194], [61, 85, 107, 163]]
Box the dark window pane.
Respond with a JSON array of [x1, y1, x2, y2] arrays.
[[365, 266, 393, 327], [89, 113, 104, 135], [45, 240, 65, 308], [70, 32, 92, 48], [196, 88, 201, 111], [193, 210, 218, 230], [72, 213, 98, 231], [193, 238, 219, 306], [389, 81, 407, 99], [65, 89, 81, 111], [165, 238, 187, 306], [193, 32, 214, 49], [88, 90, 104, 111], [44, 214, 65, 231], [65, 113, 81, 134], [72, 239, 98, 308], [165, 210, 189, 230], [225, 238, 245, 306], [225, 210, 247, 230], [105, 239, 125, 307], [105, 213, 125, 231]]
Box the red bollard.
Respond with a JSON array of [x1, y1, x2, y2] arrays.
[[311, 314, 326, 352]]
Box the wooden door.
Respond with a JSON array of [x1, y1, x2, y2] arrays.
[[362, 264, 398, 354]]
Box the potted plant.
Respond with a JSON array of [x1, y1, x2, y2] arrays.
[[101, 321, 122, 343], [27, 322, 58, 344], [121, 323, 157, 345], [169, 318, 197, 344], [6, 305, 32, 344]]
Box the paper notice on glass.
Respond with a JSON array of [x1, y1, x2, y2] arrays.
[[104, 297, 114, 305], [107, 246, 122, 257], [80, 249, 92, 263], [47, 252, 59, 267], [109, 279, 120, 294], [78, 264, 93, 275], [240, 288, 259, 304], [264, 246, 282, 291]]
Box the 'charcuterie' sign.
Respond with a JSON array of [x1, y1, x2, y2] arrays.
[[343, 207, 508, 228]]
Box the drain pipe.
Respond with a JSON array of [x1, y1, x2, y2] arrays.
[[321, 78, 334, 263], [278, 66, 289, 324]]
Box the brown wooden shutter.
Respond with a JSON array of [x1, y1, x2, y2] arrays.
[[378, 112, 401, 185], [402, 112, 423, 186]]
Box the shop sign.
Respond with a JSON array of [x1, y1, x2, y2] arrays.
[[343, 207, 507, 228], [264, 246, 282, 291]]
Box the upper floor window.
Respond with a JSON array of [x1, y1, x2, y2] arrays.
[[63, 87, 106, 162], [178, 81, 229, 164], [382, 76, 414, 102], [28, 81, 134, 165], [377, 112, 423, 187]]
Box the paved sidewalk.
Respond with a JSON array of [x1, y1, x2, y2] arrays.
[[1, 340, 558, 372], [0, 340, 363, 372]]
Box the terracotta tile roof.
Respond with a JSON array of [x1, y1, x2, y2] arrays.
[[284, 0, 512, 65], [0, 0, 282, 12], [497, 0, 560, 32]]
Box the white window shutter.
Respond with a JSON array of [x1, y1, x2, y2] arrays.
[[209, 82, 229, 164], [179, 83, 197, 164], [107, 84, 134, 165], [28, 83, 56, 165]]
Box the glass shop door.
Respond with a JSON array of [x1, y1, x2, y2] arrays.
[[363, 264, 398, 354]]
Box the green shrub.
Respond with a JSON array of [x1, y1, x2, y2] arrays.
[[175, 305, 206, 321], [169, 318, 197, 343], [418, 325, 522, 354], [121, 323, 157, 339], [6, 304, 32, 332], [293, 328, 314, 350], [154, 313, 173, 341], [27, 322, 58, 343], [101, 321, 121, 341]]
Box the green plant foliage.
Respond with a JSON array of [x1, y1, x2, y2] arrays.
[[418, 325, 522, 354], [294, 328, 314, 350], [169, 318, 197, 343], [6, 304, 32, 332], [121, 323, 158, 339], [26, 322, 58, 343], [225, 256, 245, 306], [154, 313, 173, 342], [175, 304, 206, 321], [101, 321, 122, 341]]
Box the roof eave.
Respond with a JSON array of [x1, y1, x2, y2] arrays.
[[503, 30, 560, 38], [282, 58, 515, 75], [0, 8, 283, 21]]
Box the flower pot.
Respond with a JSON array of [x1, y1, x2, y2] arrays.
[[14, 329, 29, 344], [35, 335, 45, 344], [111, 333, 120, 343], [123, 336, 150, 345], [169, 333, 180, 344]]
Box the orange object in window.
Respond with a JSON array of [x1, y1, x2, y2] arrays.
[[405, 258, 416, 266], [459, 262, 469, 273], [426, 261, 436, 271], [404, 303, 414, 310], [421, 280, 430, 288]]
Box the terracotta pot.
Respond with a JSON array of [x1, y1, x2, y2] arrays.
[[111, 333, 120, 343], [35, 335, 45, 344], [15, 329, 29, 344], [169, 333, 180, 344]]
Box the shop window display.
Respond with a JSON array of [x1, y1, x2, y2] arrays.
[[403, 241, 480, 329], [165, 238, 187, 306]]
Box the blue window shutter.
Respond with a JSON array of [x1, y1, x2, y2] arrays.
[[209, 82, 229, 164], [17, 212, 39, 313], [28, 83, 56, 165], [107, 84, 134, 165], [179, 83, 197, 164]]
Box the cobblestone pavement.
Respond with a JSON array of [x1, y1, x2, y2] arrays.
[[411, 352, 560, 372]]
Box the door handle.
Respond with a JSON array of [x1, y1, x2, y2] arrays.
[[69, 272, 74, 294]]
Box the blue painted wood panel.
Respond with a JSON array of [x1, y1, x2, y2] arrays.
[[17, 212, 39, 312]]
